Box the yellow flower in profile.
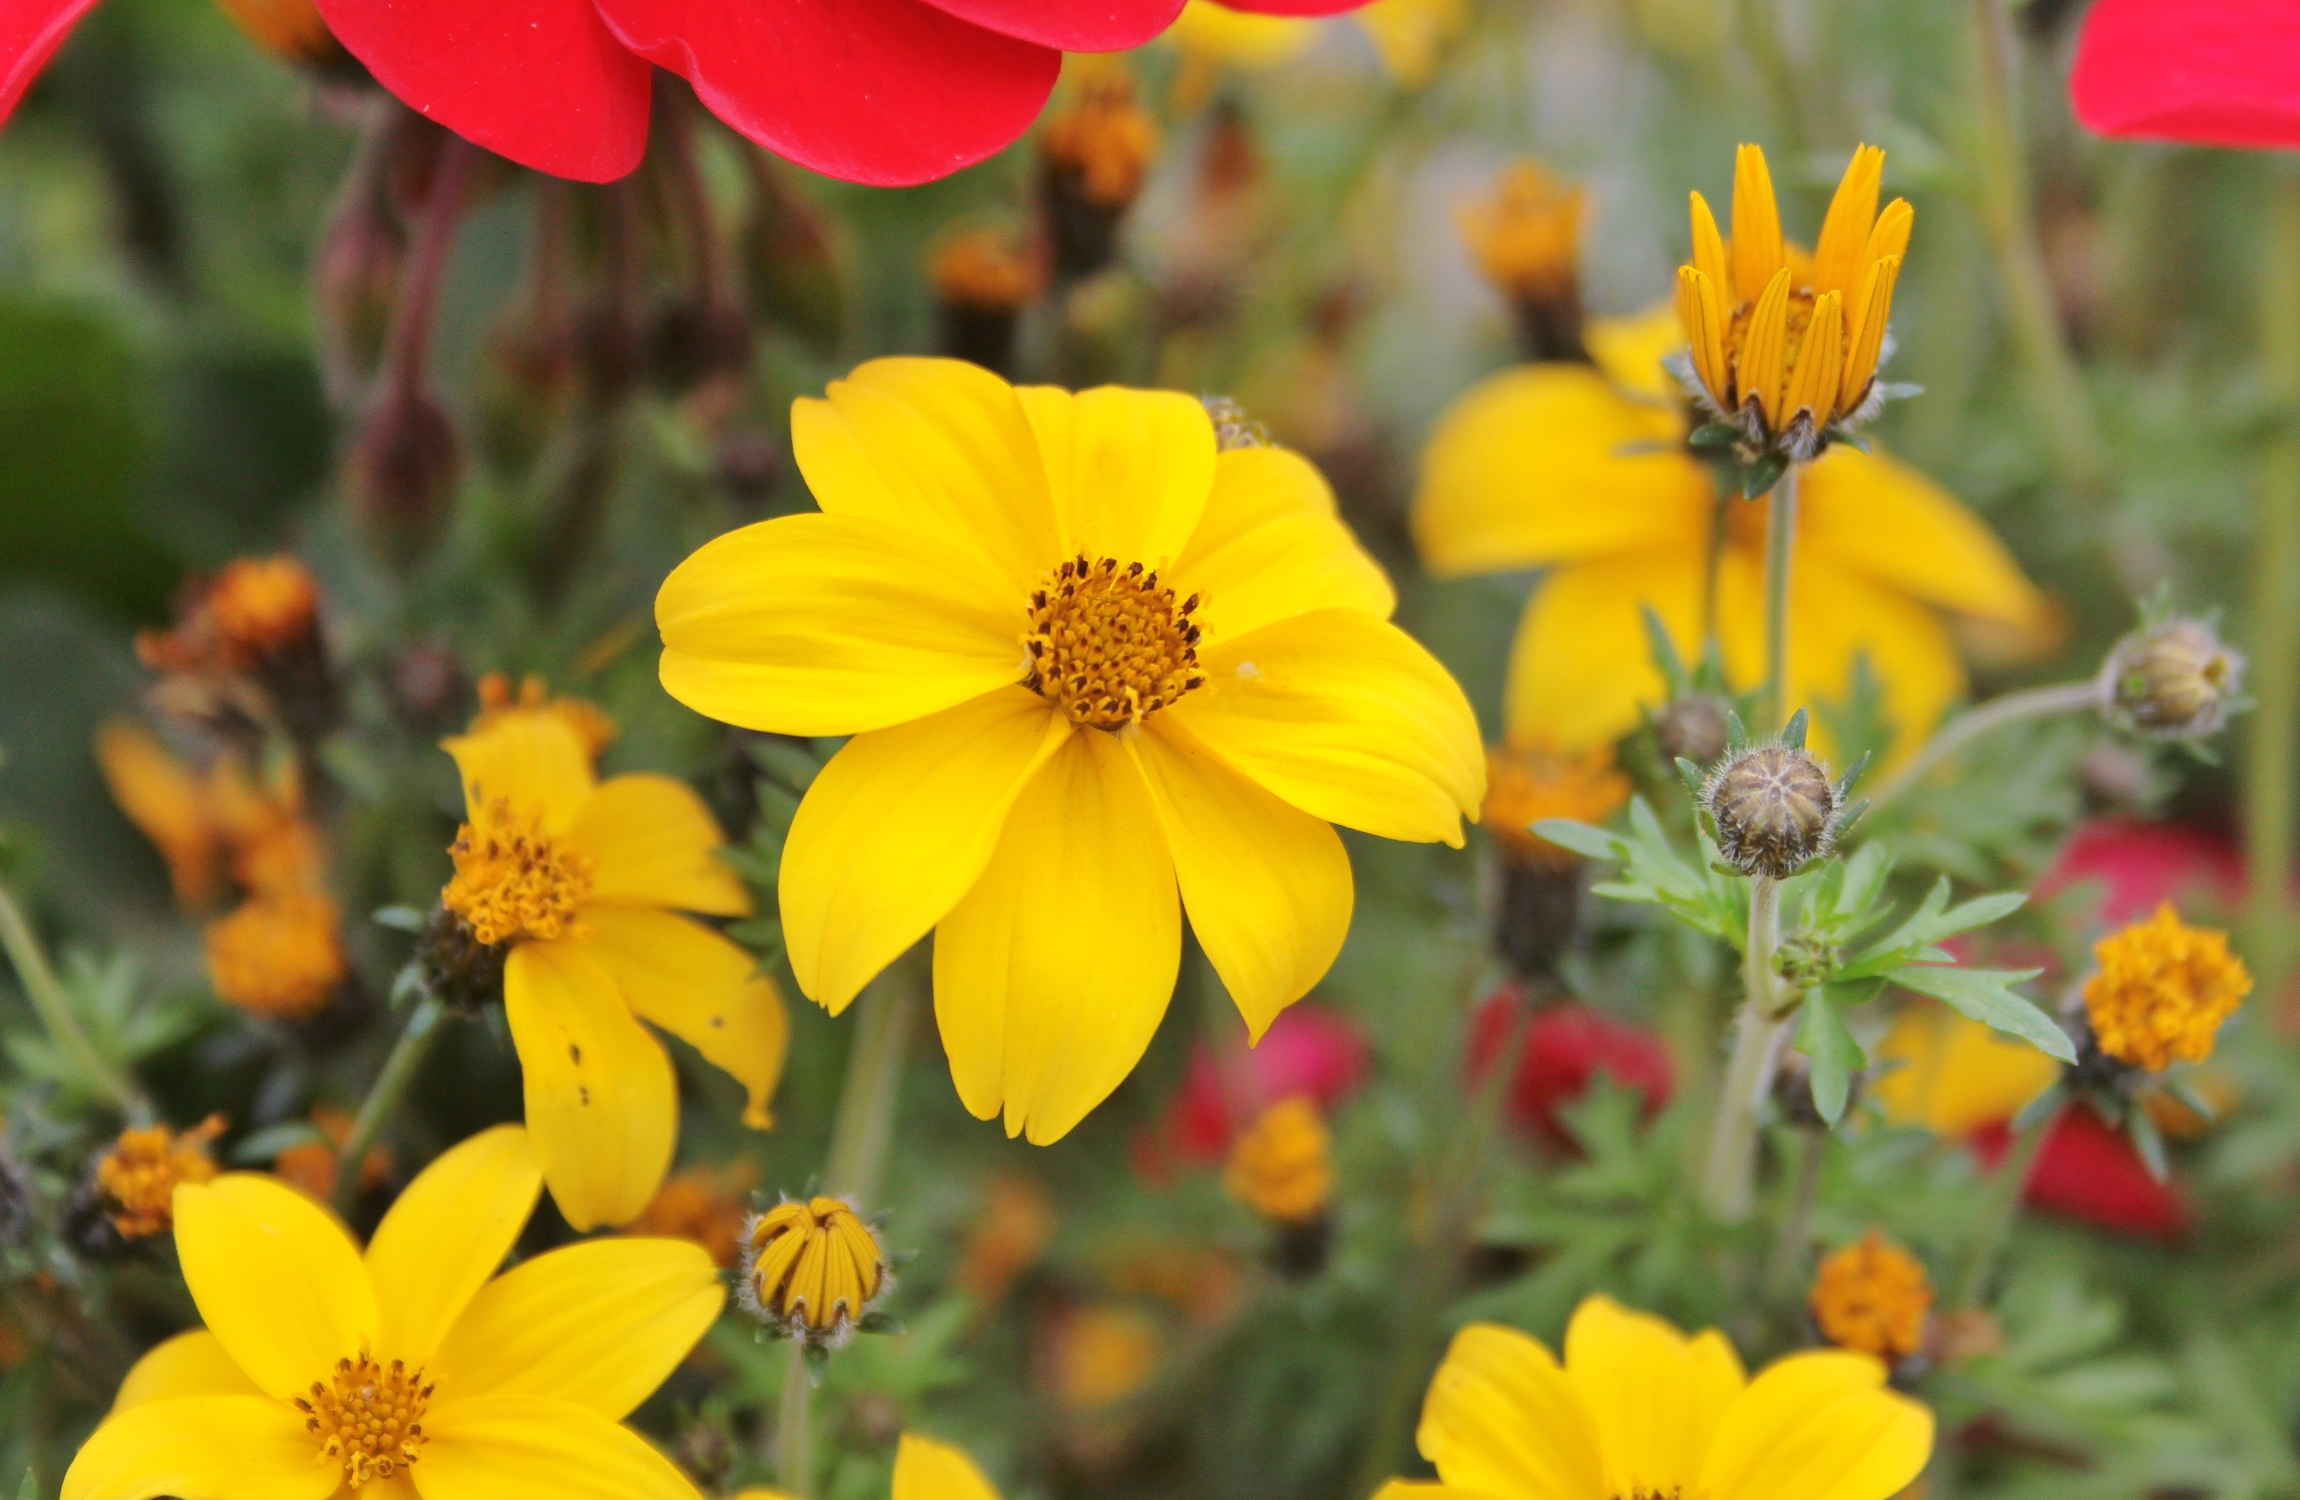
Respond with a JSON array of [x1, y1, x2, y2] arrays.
[[656, 357, 1482, 1144], [1381, 1295, 1931, 1500], [64, 1125, 723, 1500], [1163, 0, 1470, 89], [1675, 144, 1911, 454], [437, 711, 789, 1228], [1413, 307, 2047, 756], [2082, 904, 2251, 1073]]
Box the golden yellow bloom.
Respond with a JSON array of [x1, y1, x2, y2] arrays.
[[1164, 0, 1470, 89], [657, 358, 1482, 1144], [1811, 1232, 1932, 1361], [64, 1125, 723, 1500], [1675, 144, 1911, 451], [470, 673, 617, 760], [891, 1434, 1001, 1500], [739, 1196, 887, 1346], [205, 892, 348, 1019], [1483, 741, 1630, 870], [1224, 1095, 1333, 1224], [1458, 161, 1586, 308], [956, 1174, 1056, 1306], [929, 229, 1042, 314], [1381, 1295, 1931, 1500], [94, 1117, 224, 1240], [437, 713, 788, 1228], [1047, 1304, 1164, 1412], [1042, 64, 1160, 210], [2082, 904, 2252, 1073], [1413, 307, 2047, 758], [1873, 1003, 2058, 1137], [626, 1164, 762, 1270]]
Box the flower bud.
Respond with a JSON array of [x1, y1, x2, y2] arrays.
[[1200, 395, 1270, 453], [1456, 160, 1588, 364], [347, 383, 459, 567], [2080, 903, 2251, 1074], [1038, 63, 1159, 284], [1701, 743, 1841, 879], [738, 1195, 889, 1348], [2100, 616, 2244, 740], [1651, 693, 1731, 767]]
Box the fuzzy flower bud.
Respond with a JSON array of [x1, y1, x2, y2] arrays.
[[1810, 1230, 1932, 1361], [1652, 693, 1732, 767], [2099, 617, 2244, 741], [738, 1195, 889, 1348], [1701, 743, 1843, 879]]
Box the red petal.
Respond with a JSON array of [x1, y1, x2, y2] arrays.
[[312, 0, 652, 182], [1974, 1110, 2189, 1240], [0, 0, 103, 124], [916, 0, 1184, 51], [595, 0, 1059, 187], [2071, 0, 2300, 149], [1468, 986, 1675, 1147], [1210, 0, 1369, 15]]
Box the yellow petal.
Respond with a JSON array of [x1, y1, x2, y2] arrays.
[[1871, 1003, 2058, 1136], [932, 729, 1181, 1145], [1355, 0, 1467, 84], [427, 1239, 723, 1420], [1173, 446, 1395, 642], [1503, 550, 1707, 749], [1800, 447, 2046, 625], [1675, 268, 1730, 409], [656, 512, 1027, 739], [1812, 145, 1885, 299], [1413, 365, 1705, 579], [1017, 384, 1215, 567], [1697, 1351, 1932, 1500], [504, 942, 677, 1232], [1585, 303, 1689, 401], [1132, 716, 1352, 1039], [583, 906, 789, 1129], [1738, 266, 1793, 422], [443, 714, 595, 834], [114, 1331, 261, 1409], [172, 1176, 376, 1402], [1563, 1296, 1746, 1499], [792, 356, 1062, 600], [415, 1394, 703, 1500], [62, 1395, 338, 1500], [1688, 190, 1731, 306], [891, 1434, 1003, 1500], [366, 1124, 541, 1367], [1783, 291, 1844, 422], [1371, 1487, 1496, 1500], [1415, 1323, 1605, 1500], [1165, 0, 1318, 66], [781, 687, 1072, 1014], [1840, 255, 1900, 409], [1863, 199, 1914, 271], [565, 776, 750, 916], [1174, 609, 1484, 847], [1730, 144, 1784, 306]]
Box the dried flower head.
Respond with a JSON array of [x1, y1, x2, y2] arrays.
[[1222, 1095, 1333, 1225], [205, 892, 348, 1018], [628, 1165, 764, 1270], [1701, 741, 1846, 879], [739, 1195, 888, 1347], [94, 1116, 226, 1240], [2100, 617, 2244, 741], [1458, 160, 1588, 362], [1483, 741, 1632, 871], [2082, 904, 2251, 1073], [1810, 1230, 1932, 1360]]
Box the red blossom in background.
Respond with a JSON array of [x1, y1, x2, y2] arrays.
[[2071, 0, 2300, 150], [1466, 986, 1674, 1147], [1976, 1108, 2190, 1240], [1140, 1004, 1371, 1174], [2040, 819, 2244, 926]]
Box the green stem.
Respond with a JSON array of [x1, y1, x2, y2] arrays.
[[1703, 878, 1785, 1222], [1759, 465, 1799, 735], [333, 996, 447, 1216], [1967, 0, 2110, 497], [2246, 170, 2300, 994], [0, 881, 148, 1122], [1865, 680, 2103, 813], [1952, 1100, 2057, 1311], [821, 955, 922, 1208], [776, 1342, 814, 1498]]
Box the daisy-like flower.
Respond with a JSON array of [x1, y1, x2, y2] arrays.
[[657, 357, 1482, 1145], [1413, 307, 2048, 756], [432, 709, 788, 1229], [1379, 1295, 1932, 1500], [63, 1125, 724, 1500], [1164, 0, 1470, 92], [1674, 144, 1911, 460]]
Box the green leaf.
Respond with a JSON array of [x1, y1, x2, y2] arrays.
[[746, 737, 822, 791], [1743, 452, 1788, 499], [1530, 818, 1620, 861], [755, 781, 803, 833], [372, 905, 427, 933], [1640, 604, 1690, 694], [1796, 994, 1865, 1126], [1782, 706, 1809, 749], [2129, 1105, 2170, 1182], [1889, 964, 2074, 1062]]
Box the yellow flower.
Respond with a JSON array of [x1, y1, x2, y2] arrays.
[[1223, 1095, 1333, 1224], [205, 892, 348, 1019], [892, 1435, 1001, 1500], [1675, 144, 1911, 452], [1810, 1231, 1933, 1361], [1458, 161, 1586, 308], [93, 1117, 225, 1241], [1872, 1003, 2058, 1136], [656, 357, 1482, 1144], [1413, 306, 2047, 757], [1164, 0, 1470, 88], [1042, 63, 1161, 210], [470, 673, 617, 761], [1382, 1295, 1931, 1500], [1482, 741, 1631, 870], [1047, 1304, 1165, 1412], [63, 1125, 723, 1500], [738, 1196, 888, 1346], [2082, 904, 2251, 1073], [438, 712, 789, 1228]]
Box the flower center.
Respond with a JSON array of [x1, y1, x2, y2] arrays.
[[296, 1351, 430, 1488], [1023, 555, 1205, 730], [441, 798, 595, 947]]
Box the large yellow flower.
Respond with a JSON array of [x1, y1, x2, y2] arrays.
[[656, 357, 1483, 1145], [1381, 1295, 1932, 1500], [64, 1125, 723, 1500], [438, 710, 788, 1229], [1163, 0, 1471, 89], [1413, 308, 2048, 755]]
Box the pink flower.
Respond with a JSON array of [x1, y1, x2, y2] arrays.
[[2039, 819, 2243, 927], [2072, 0, 2300, 149], [1150, 1003, 1371, 1169], [1466, 985, 1674, 1147], [1975, 1107, 2190, 1240]]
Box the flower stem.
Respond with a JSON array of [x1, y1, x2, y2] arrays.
[[1865, 680, 2102, 813], [776, 1342, 814, 1498], [0, 880, 149, 1123], [1758, 464, 1799, 735], [333, 995, 447, 1216], [1951, 1100, 2057, 1312], [2245, 169, 2300, 994], [1703, 877, 1784, 1223], [822, 954, 922, 1208]]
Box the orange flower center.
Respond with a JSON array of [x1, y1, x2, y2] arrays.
[[1023, 555, 1206, 730], [441, 799, 594, 947], [296, 1351, 430, 1487]]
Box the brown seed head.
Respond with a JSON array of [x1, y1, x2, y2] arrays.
[[1702, 743, 1838, 878]]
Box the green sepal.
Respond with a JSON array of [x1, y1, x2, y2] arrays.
[[1743, 452, 1788, 499], [1688, 421, 1743, 451]]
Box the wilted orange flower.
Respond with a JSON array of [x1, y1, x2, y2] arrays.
[[93, 1117, 225, 1240], [1041, 64, 1160, 209], [930, 229, 1042, 313], [138, 555, 322, 674], [628, 1164, 763, 1269], [204, 891, 347, 1018], [1483, 741, 1632, 869], [1459, 160, 1587, 307], [2083, 904, 2252, 1072], [1223, 1096, 1333, 1224], [1811, 1231, 1933, 1360]]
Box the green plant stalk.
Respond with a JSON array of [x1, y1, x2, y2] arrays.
[[333, 996, 447, 1215], [776, 1343, 814, 1498], [1951, 1099, 2057, 1311], [1702, 877, 1784, 1222], [1865, 680, 2102, 813], [0, 881, 149, 1123], [1759, 465, 1799, 735], [1967, 0, 2110, 497], [2245, 171, 2300, 993], [822, 955, 923, 1208]]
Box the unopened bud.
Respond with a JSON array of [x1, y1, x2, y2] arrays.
[[2100, 617, 2244, 741], [739, 1195, 890, 1348], [1701, 743, 1841, 879], [1200, 395, 1270, 452], [1652, 694, 1731, 767], [347, 383, 459, 566]]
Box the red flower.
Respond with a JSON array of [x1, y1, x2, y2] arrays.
[[1147, 1003, 1371, 1170], [2, 0, 1370, 186], [2071, 0, 2300, 150], [2039, 819, 2243, 927], [1974, 1107, 2189, 1240], [1466, 985, 1674, 1146]]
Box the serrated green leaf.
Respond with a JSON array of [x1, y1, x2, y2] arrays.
[[1783, 706, 1809, 748], [1530, 818, 1620, 861], [1889, 964, 2073, 1062], [1796, 995, 1865, 1126]]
